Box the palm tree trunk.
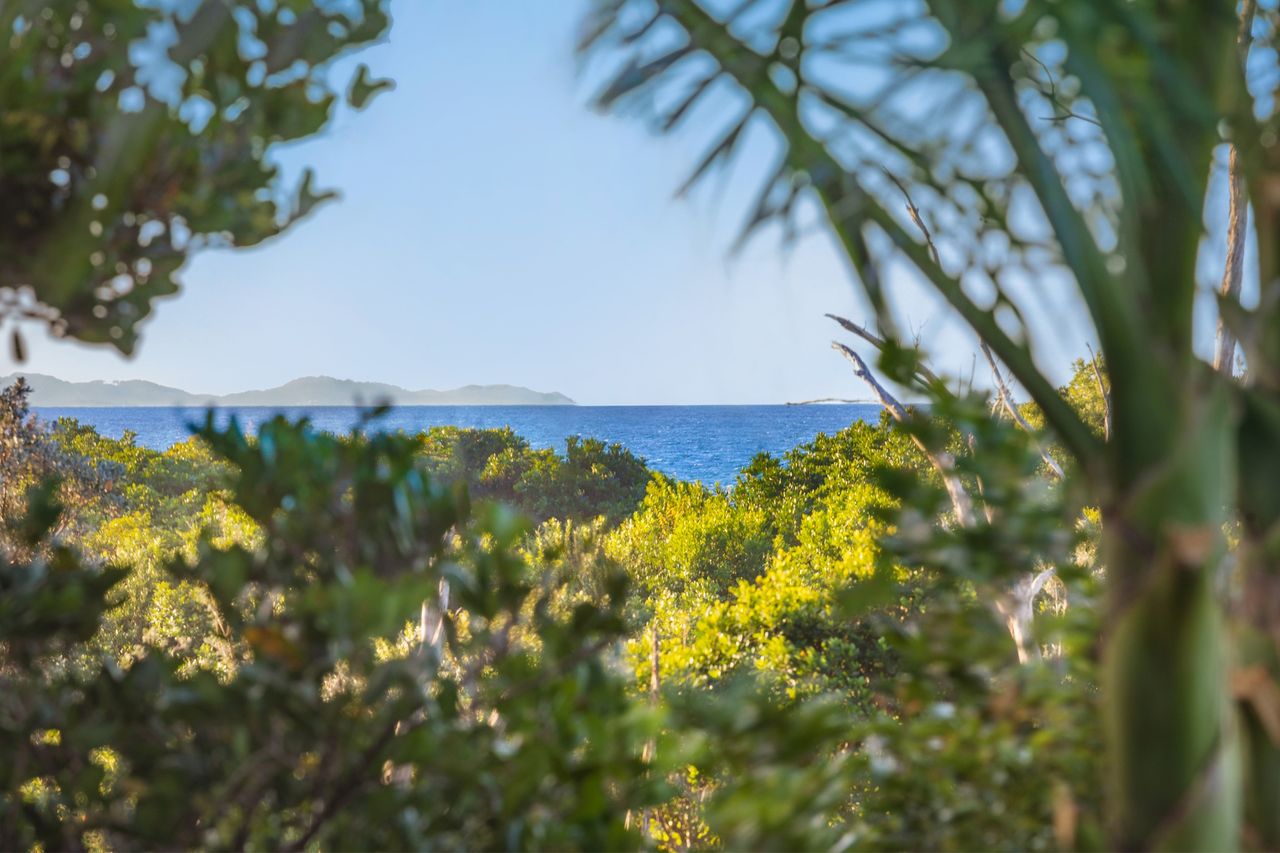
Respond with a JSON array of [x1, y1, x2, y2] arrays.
[[1102, 384, 1241, 849], [1103, 535, 1240, 849], [1235, 558, 1280, 849], [1232, 389, 1280, 848]]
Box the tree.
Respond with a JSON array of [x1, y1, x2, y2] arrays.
[[0, 3, 675, 845], [416, 427, 652, 524], [0, 378, 119, 560], [1, 413, 666, 849], [583, 0, 1280, 846], [0, 0, 393, 354]]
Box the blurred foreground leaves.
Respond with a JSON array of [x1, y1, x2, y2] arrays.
[[0, 0, 393, 352]]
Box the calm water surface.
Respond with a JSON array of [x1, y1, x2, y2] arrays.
[[33, 405, 883, 484]]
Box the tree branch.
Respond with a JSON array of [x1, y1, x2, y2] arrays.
[[980, 342, 1065, 479], [833, 341, 975, 527], [1214, 0, 1257, 377], [974, 45, 1147, 376], [834, 340, 1055, 662], [646, 0, 1102, 473], [1087, 343, 1112, 441], [825, 313, 944, 389], [883, 170, 942, 267], [858, 198, 1102, 468]]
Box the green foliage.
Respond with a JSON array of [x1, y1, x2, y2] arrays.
[[696, 485, 895, 698], [419, 426, 652, 524], [1022, 358, 1111, 446], [31, 416, 249, 675], [1, 413, 666, 850], [0, 373, 1118, 850], [666, 683, 863, 851], [608, 425, 912, 706], [648, 397, 1105, 851], [10, 0, 1238, 841], [610, 476, 772, 603], [842, 395, 1105, 849], [584, 0, 1263, 840], [520, 516, 625, 621], [417, 425, 530, 489], [0, 378, 121, 559], [734, 415, 921, 545], [510, 435, 652, 525], [0, 0, 393, 351], [1058, 359, 1110, 441]]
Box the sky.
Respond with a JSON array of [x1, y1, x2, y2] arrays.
[[1, 1, 1143, 405]]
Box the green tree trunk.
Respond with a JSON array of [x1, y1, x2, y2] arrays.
[[1233, 389, 1280, 848], [1103, 542, 1240, 849], [1102, 383, 1241, 849], [1236, 591, 1280, 848]]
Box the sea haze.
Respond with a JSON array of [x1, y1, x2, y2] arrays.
[[33, 405, 885, 485]]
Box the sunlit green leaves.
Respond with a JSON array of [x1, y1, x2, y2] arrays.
[[0, 409, 666, 849]]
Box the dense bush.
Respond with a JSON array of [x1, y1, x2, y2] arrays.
[[418, 426, 651, 524], [1, 367, 1117, 850], [0, 411, 666, 850], [3, 373, 1120, 849]]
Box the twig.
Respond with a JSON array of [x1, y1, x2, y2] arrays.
[[883, 170, 942, 266], [825, 313, 944, 388], [1086, 343, 1111, 441], [1020, 49, 1101, 127], [1214, 0, 1257, 377], [286, 720, 402, 851], [1215, 147, 1247, 377]]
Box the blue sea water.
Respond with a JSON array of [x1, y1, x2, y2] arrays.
[[33, 405, 884, 485]]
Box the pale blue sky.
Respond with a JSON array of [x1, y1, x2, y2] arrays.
[[4, 1, 1121, 404]]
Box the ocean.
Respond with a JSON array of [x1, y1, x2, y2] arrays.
[[33, 404, 884, 485]]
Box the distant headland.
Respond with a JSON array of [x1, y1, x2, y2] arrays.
[[2, 373, 575, 407]]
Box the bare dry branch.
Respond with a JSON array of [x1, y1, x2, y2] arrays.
[[994, 568, 1056, 664], [980, 342, 1065, 479], [1087, 343, 1111, 441], [834, 340, 1056, 662], [833, 341, 975, 527], [883, 170, 942, 266], [825, 313, 944, 387], [1215, 146, 1248, 377], [1214, 0, 1254, 376]]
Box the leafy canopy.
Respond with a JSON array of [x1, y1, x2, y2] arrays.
[[0, 0, 392, 353]]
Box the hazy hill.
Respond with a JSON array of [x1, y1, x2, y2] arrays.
[[2, 374, 575, 407]]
